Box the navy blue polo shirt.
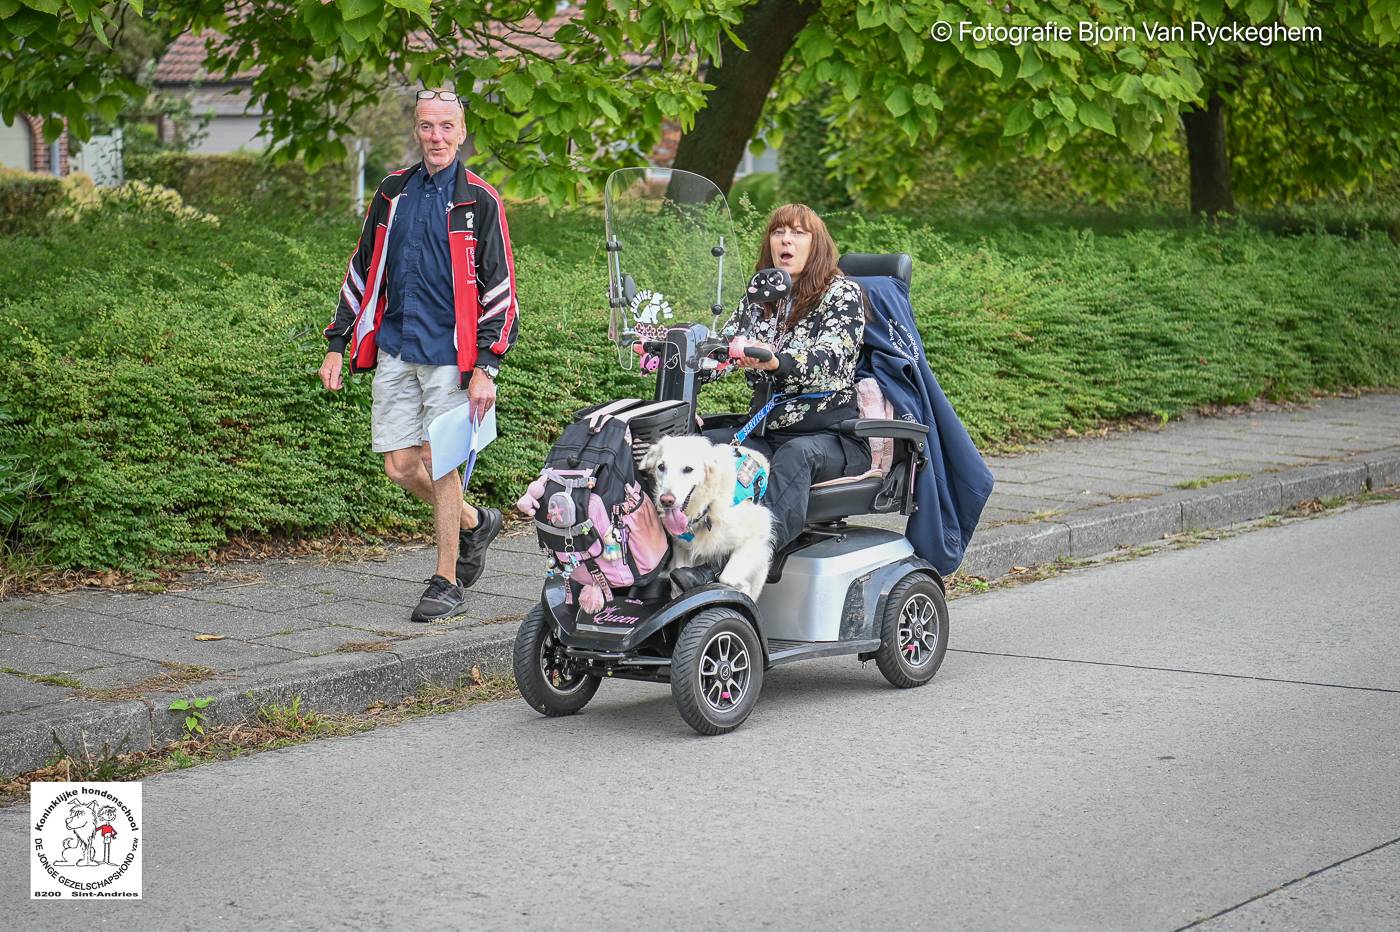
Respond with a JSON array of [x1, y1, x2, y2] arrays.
[[378, 160, 459, 366]]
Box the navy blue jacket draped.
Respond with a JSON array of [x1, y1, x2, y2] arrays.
[[853, 275, 995, 575]]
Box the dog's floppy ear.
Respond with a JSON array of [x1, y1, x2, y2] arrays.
[[639, 440, 664, 473]]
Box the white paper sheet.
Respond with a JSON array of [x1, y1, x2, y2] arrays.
[[427, 402, 497, 483]]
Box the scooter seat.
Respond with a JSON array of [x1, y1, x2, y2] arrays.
[[806, 469, 889, 523]]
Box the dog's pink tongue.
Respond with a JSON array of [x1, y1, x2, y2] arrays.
[[663, 508, 690, 536]]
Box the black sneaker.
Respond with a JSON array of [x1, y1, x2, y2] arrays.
[[412, 575, 468, 623], [457, 506, 503, 588]]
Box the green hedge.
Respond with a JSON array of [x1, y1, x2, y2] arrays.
[[0, 167, 63, 234], [125, 152, 354, 215], [1, 204, 1398, 573]]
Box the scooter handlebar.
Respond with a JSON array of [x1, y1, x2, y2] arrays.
[[742, 346, 773, 363]]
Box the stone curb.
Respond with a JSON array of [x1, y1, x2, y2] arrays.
[[4, 448, 1397, 778], [1, 630, 517, 777], [962, 449, 1399, 581]]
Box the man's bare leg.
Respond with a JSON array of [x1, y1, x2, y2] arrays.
[[383, 446, 480, 531], [430, 469, 463, 580]]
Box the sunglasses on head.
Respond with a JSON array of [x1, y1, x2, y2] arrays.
[[416, 89, 460, 102]]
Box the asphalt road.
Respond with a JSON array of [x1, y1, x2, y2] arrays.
[[5, 502, 1400, 930]]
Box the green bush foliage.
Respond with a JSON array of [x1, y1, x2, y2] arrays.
[[0, 167, 64, 234], [125, 152, 354, 216], [1, 203, 1398, 573]]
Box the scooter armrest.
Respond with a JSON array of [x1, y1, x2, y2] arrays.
[[838, 418, 930, 442]]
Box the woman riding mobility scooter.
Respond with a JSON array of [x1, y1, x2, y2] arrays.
[[513, 168, 951, 735]]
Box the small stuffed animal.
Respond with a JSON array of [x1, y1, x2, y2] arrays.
[[746, 268, 791, 304]]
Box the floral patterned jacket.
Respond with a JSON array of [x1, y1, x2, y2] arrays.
[[721, 275, 865, 434]]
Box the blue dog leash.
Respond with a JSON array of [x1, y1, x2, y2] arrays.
[[732, 391, 833, 445]]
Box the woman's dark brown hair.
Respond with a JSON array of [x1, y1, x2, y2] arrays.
[[756, 203, 841, 331]]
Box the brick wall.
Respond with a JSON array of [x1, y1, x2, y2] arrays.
[[26, 116, 69, 175]]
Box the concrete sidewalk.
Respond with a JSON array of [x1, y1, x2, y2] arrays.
[[3, 393, 1399, 776]]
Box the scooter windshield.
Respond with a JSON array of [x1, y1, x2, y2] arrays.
[[604, 168, 741, 368]]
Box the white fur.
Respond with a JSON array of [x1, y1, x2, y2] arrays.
[[640, 435, 773, 599]]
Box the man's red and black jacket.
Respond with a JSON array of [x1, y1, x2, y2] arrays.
[[324, 162, 519, 387]]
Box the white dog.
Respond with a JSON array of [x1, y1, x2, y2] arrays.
[[640, 435, 774, 599]]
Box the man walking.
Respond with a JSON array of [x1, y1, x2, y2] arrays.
[[319, 88, 517, 622]]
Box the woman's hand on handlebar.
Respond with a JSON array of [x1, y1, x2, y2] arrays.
[[731, 338, 780, 372]]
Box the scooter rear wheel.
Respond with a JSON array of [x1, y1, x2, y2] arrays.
[[671, 607, 764, 736], [875, 574, 948, 688], [514, 603, 601, 716]]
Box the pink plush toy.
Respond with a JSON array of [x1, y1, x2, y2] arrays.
[[579, 584, 606, 614], [516, 476, 548, 516]]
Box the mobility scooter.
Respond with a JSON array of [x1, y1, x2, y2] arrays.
[[512, 168, 949, 735]]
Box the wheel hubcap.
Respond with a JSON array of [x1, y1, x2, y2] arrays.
[[698, 630, 750, 713], [897, 593, 939, 668], [539, 628, 587, 694]]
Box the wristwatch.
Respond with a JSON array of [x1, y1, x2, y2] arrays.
[[475, 364, 499, 380]]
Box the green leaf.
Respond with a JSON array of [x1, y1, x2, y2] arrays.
[[800, 29, 834, 63], [501, 72, 534, 110], [341, 12, 382, 43], [384, 0, 430, 17], [95, 94, 121, 123], [1115, 45, 1145, 68], [967, 48, 1003, 78], [1017, 47, 1043, 80], [338, 0, 381, 20], [911, 84, 941, 108], [1244, 0, 1274, 23], [897, 28, 923, 68], [1077, 98, 1116, 136], [1109, 73, 1144, 105], [1003, 100, 1033, 137], [883, 85, 911, 118]]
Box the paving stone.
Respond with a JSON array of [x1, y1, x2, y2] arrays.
[[250, 625, 381, 657], [0, 602, 83, 635], [34, 589, 167, 617], [70, 661, 170, 690], [0, 636, 142, 675], [289, 598, 413, 629], [119, 598, 322, 638], [33, 616, 303, 671], [0, 671, 78, 713], [174, 584, 336, 613], [1180, 477, 1283, 530], [1276, 463, 1370, 508], [300, 574, 432, 607]]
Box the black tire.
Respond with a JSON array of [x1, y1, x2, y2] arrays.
[[670, 607, 764, 736], [875, 574, 949, 688], [513, 603, 601, 717]]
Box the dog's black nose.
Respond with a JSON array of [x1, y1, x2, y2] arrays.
[[659, 493, 675, 507]]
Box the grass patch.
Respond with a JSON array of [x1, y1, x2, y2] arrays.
[[0, 668, 516, 806], [1, 668, 81, 689], [1175, 472, 1251, 490], [335, 640, 397, 653], [78, 662, 217, 702], [2, 202, 1397, 578]]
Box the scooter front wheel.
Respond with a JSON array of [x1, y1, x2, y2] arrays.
[[875, 574, 948, 688], [671, 607, 764, 736], [514, 603, 601, 716]]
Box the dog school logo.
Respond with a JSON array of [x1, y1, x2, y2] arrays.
[[31, 782, 142, 899]]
